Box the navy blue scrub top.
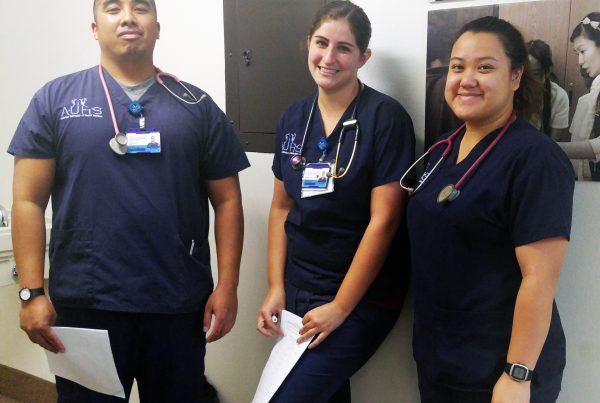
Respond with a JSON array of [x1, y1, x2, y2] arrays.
[[407, 118, 574, 390], [273, 84, 415, 308], [8, 66, 250, 314]]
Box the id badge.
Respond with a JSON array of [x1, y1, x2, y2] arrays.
[[301, 162, 334, 198], [126, 129, 161, 154]]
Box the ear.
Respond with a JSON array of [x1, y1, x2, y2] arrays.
[[156, 21, 161, 39], [358, 48, 372, 69], [92, 21, 98, 40], [511, 65, 524, 91]]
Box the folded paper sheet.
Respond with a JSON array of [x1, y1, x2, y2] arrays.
[[45, 327, 125, 398], [252, 310, 311, 403]]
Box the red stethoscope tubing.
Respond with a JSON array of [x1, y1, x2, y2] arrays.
[[401, 109, 516, 195]]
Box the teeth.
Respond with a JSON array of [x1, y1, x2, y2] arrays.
[[319, 66, 338, 73]]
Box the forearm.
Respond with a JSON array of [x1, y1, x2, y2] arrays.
[[557, 140, 595, 159], [334, 214, 400, 314], [507, 274, 558, 369], [266, 206, 288, 291], [12, 200, 47, 288], [213, 199, 243, 290]]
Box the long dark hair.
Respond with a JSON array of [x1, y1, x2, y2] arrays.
[[453, 16, 543, 121], [527, 40, 558, 135]]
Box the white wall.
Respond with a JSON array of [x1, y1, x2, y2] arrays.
[[0, 1, 598, 402]]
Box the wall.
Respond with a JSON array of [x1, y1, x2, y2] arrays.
[[0, 1, 598, 402]]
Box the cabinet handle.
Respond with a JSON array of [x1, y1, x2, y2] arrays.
[[242, 49, 252, 67]]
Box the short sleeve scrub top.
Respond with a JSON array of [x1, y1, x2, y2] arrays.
[[407, 118, 574, 398]]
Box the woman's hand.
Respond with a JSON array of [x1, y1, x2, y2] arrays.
[[256, 287, 285, 337], [298, 301, 350, 349], [491, 373, 531, 403]]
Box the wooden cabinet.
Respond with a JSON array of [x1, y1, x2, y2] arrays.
[[224, 0, 326, 152]]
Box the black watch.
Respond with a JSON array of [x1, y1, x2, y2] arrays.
[[504, 362, 534, 382], [18, 287, 45, 302]]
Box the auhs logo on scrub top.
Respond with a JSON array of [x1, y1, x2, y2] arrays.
[[281, 132, 302, 155], [60, 98, 103, 120]]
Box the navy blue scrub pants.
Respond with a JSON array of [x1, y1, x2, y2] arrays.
[[54, 306, 206, 403], [418, 370, 561, 403], [270, 282, 399, 403]]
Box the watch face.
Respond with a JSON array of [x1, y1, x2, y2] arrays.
[[19, 288, 31, 300], [512, 365, 528, 380]]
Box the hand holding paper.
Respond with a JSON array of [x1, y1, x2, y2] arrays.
[[45, 327, 125, 398]]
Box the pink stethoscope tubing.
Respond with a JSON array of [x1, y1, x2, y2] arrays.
[[99, 65, 207, 155], [98, 64, 206, 136]]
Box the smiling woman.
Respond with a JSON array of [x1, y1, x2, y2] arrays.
[[407, 16, 574, 403], [255, 1, 415, 402]]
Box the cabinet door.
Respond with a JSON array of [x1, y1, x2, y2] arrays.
[[224, 0, 326, 152]]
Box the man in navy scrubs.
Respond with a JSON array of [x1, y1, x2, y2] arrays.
[[8, 0, 248, 401]]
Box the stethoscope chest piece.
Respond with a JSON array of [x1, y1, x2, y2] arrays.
[[290, 154, 306, 171], [437, 184, 460, 204], [109, 133, 128, 155]]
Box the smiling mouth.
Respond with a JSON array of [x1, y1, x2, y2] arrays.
[[119, 31, 143, 39], [318, 66, 340, 74]]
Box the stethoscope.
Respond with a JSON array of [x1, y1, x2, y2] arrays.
[[99, 65, 207, 155], [290, 82, 364, 179], [400, 110, 516, 204]]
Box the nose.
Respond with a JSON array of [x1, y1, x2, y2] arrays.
[[578, 53, 585, 66], [120, 6, 137, 26], [321, 46, 336, 65], [459, 69, 478, 88]]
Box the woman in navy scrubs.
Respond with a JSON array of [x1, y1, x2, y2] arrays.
[[256, 1, 415, 402], [406, 17, 574, 403]]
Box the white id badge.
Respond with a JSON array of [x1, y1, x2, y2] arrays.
[[126, 129, 161, 154], [301, 163, 334, 198]]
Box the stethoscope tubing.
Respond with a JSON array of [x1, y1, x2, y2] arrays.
[[155, 70, 206, 105], [98, 65, 123, 138], [401, 110, 516, 196], [291, 82, 363, 178], [99, 64, 207, 155]]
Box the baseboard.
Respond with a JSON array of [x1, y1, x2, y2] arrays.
[[0, 364, 56, 403]]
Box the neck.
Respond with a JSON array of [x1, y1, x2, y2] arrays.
[[317, 79, 360, 115], [100, 57, 156, 86], [464, 107, 514, 142]]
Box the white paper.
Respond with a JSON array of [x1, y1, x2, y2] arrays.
[[45, 327, 125, 398], [252, 310, 311, 403]]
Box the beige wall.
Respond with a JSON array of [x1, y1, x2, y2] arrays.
[[1, 1, 598, 402]]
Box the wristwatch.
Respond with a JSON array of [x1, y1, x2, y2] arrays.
[[18, 287, 45, 302], [504, 362, 534, 382]]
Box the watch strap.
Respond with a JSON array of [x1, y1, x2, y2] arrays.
[[504, 362, 534, 381]]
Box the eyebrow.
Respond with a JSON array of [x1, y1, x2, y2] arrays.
[[449, 56, 500, 63], [313, 35, 356, 48], [100, 0, 153, 8]]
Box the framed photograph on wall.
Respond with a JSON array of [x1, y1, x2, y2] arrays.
[[425, 0, 600, 182]]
